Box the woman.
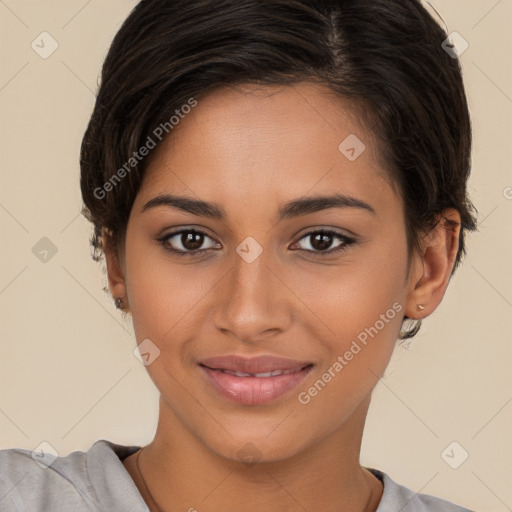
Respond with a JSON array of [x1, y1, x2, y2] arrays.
[[0, 0, 478, 510]]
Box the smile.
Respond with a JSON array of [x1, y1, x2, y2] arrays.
[[198, 355, 313, 406], [220, 367, 305, 378]]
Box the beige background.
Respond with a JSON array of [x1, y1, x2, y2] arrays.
[[1, 1, 511, 510]]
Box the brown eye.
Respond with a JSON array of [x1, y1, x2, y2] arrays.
[[179, 231, 205, 251], [292, 230, 356, 255], [157, 229, 220, 257]]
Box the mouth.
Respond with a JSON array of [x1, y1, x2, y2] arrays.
[[198, 355, 314, 406]]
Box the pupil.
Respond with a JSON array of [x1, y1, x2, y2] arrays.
[[312, 233, 331, 251], [183, 232, 203, 250]]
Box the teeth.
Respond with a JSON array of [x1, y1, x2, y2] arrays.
[[222, 368, 301, 378], [254, 370, 282, 377], [225, 371, 253, 377]]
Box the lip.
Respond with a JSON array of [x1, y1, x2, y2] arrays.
[[198, 355, 313, 406]]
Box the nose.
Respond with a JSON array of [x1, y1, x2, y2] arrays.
[[212, 247, 292, 344]]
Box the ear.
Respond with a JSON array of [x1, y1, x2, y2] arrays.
[[404, 208, 461, 319], [102, 228, 129, 311]]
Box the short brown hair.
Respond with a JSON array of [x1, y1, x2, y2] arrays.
[[80, 0, 478, 340]]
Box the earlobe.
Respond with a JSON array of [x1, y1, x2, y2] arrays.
[[405, 209, 461, 319], [102, 228, 128, 308]]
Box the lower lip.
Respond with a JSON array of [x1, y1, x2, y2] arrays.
[[199, 365, 312, 405]]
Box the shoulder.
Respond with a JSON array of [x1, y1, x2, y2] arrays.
[[0, 443, 90, 511], [367, 468, 476, 512], [0, 440, 147, 512]]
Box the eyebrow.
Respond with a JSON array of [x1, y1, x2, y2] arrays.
[[141, 193, 376, 220]]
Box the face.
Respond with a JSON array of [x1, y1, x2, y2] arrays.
[[118, 82, 420, 462]]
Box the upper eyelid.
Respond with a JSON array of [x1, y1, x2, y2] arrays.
[[291, 230, 355, 251], [161, 228, 218, 244]]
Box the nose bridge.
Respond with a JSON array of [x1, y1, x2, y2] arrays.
[[232, 243, 269, 302], [213, 239, 289, 341]]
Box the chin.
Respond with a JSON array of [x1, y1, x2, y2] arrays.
[[195, 421, 316, 466]]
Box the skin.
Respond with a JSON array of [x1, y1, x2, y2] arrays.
[[103, 82, 461, 512]]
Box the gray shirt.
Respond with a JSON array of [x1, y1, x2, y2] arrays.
[[0, 439, 475, 511]]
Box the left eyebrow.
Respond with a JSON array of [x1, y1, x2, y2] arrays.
[[140, 193, 376, 219], [141, 194, 225, 219], [278, 193, 376, 219]]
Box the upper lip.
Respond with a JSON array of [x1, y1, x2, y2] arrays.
[[199, 355, 312, 374]]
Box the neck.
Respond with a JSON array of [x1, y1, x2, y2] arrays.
[[127, 394, 382, 512]]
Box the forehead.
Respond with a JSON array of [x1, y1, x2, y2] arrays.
[[136, 82, 399, 219]]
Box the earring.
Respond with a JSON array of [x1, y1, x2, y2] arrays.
[[416, 304, 425, 311], [115, 296, 126, 309]]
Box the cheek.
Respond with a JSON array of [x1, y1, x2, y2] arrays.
[[295, 275, 405, 421], [124, 232, 206, 340], [294, 234, 406, 340], [295, 239, 406, 397], [125, 256, 204, 393]]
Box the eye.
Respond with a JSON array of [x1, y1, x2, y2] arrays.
[[157, 228, 356, 258], [157, 228, 220, 257], [291, 229, 356, 255]]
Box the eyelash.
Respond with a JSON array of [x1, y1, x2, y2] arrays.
[[156, 228, 357, 258]]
